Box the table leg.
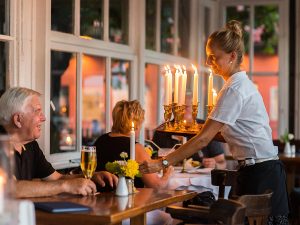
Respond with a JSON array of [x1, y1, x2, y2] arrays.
[[130, 214, 146, 225]]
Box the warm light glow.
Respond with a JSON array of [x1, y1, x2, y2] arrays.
[[80, 35, 93, 40], [66, 136, 72, 146], [191, 64, 198, 72], [131, 122, 135, 130]]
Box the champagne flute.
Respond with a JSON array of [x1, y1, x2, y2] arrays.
[[80, 146, 97, 179]]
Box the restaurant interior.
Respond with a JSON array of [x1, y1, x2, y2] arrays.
[[0, 0, 300, 224]]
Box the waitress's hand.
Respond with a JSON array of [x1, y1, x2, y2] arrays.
[[139, 159, 163, 174], [202, 158, 216, 168]]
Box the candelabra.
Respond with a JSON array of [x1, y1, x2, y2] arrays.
[[163, 104, 173, 130], [207, 105, 214, 115], [173, 105, 186, 130], [190, 103, 199, 131]]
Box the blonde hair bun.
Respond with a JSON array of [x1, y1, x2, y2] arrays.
[[226, 20, 243, 38]]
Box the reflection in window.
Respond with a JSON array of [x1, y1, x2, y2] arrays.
[[146, 0, 156, 50], [0, 0, 9, 35], [50, 51, 77, 154], [82, 55, 106, 145], [161, 0, 174, 54], [80, 0, 103, 40], [0, 42, 7, 92], [226, 4, 279, 139], [144, 64, 160, 140], [178, 0, 190, 58], [226, 5, 250, 71], [51, 0, 74, 34], [110, 59, 130, 125], [109, 0, 128, 44], [253, 5, 279, 139]]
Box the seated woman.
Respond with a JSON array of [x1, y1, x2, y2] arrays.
[[94, 100, 173, 189]]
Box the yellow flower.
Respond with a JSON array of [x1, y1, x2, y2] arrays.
[[122, 159, 139, 179], [145, 146, 153, 157]]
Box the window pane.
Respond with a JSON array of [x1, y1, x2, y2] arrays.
[[109, 0, 129, 44], [253, 5, 279, 139], [146, 0, 156, 50], [226, 5, 250, 72], [50, 51, 77, 154], [51, 0, 74, 33], [178, 0, 190, 58], [0, 42, 7, 92], [145, 64, 160, 140], [82, 55, 106, 145], [80, 0, 103, 40], [0, 0, 9, 35], [161, 0, 174, 54], [110, 59, 130, 126]]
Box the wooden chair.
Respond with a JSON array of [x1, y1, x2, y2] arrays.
[[211, 169, 273, 225], [237, 190, 273, 225], [211, 169, 238, 198], [166, 198, 246, 225]]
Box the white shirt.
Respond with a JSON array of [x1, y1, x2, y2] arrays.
[[208, 71, 278, 160]]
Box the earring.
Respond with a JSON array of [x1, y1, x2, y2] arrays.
[[230, 61, 233, 64]]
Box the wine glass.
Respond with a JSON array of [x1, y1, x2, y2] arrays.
[[80, 146, 97, 179]]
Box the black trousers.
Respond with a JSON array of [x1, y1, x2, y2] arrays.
[[236, 160, 289, 216]]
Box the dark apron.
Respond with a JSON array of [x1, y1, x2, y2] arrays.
[[236, 160, 289, 216]]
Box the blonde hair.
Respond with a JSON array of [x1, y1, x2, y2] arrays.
[[0, 87, 41, 125], [111, 100, 145, 134], [208, 20, 244, 65]]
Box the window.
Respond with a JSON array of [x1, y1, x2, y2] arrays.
[[145, 0, 156, 50], [82, 54, 106, 145], [178, 0, 190, 58], [223, 1, 288, 139], [80, 0, 103, 40], [51, 0, 74, 34], [160, 0, 174, 54], [109, 0, 129, 44], [0, 42, 7, 92], [50, 51, 77, 154]]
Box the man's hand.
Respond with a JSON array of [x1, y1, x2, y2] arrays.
[[63, 178, 97, 196], [139, 159, 163, 174], [92, 171, 118, 188]]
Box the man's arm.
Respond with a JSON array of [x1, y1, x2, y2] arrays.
[[202, 154, 226, 169], [16, 171, 96, 198]]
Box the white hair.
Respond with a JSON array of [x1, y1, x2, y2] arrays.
[[0, 87, 41, 125]]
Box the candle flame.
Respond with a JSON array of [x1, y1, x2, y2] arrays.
[[212, 88, 216, 93], [131, 121, 135, 130], [182, 65, 186, 71], [209, 68, 212, 75], [183, 120, 187, 124], [191, 64, 197, 71]]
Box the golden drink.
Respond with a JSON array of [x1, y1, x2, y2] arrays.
[[81, 146, 97, 179]]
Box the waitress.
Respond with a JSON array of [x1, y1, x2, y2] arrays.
[[140, 20, 289, 225]]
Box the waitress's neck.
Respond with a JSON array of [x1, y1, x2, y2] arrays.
[[223, 68, 241, 81]]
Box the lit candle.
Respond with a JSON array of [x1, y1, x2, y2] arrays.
[[0, 175, 4, 213], [168, 67, 173, 105], [164, 66, 170, 105], [192, 64, 199, 105], [130, 122, 135, 160], [212, 89, 217, 105], [179, 66, 187, 105], [208, 69, 214, 106], [174, 65, 180, 104]]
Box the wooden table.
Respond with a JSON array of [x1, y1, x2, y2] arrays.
[[33, 188, 197, 225], [279, 153, 300, 193]]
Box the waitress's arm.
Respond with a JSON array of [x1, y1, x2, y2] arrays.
[[165, 119, 224, 166], [140, 119, 224, 174]]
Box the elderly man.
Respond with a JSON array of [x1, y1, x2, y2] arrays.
[[0, 87, 118, 198]]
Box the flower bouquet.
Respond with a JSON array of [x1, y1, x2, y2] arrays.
[[105, 152, 140, 196], [280, 130, 294, 155]]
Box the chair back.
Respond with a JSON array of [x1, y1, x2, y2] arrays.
[[237, 190, 273, 225], [211, 169, 238, 198], [210, 198, 246, 225], [166, 198, 246, 225]]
